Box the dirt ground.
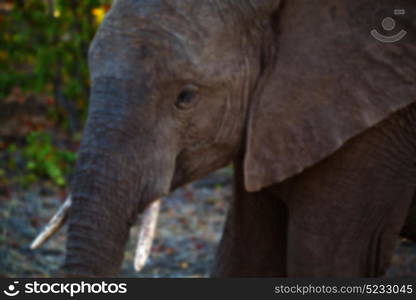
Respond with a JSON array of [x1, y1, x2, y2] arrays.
[[1, 169, 415, 278]]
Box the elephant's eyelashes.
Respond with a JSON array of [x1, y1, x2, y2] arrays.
[[175, 84, 199, 110]]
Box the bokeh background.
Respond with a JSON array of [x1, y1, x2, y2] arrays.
[[0, 0, 415, 277]]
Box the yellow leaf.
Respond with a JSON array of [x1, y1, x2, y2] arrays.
[[92, 8, 106, 23]]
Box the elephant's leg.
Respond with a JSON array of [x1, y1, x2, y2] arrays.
[[212, 155, 288, 277], [401, 191, 416, 242], [281, 107, 416, 277]]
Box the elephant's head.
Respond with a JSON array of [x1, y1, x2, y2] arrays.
[[32, 0, 416, 277], [58, 0, 281, 277]]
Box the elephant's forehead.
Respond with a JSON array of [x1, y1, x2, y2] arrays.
[[110, 0, 209, 20], [106, 0, 229, 36], [111, 0, 165, 17], [92, 0, 242, 83]]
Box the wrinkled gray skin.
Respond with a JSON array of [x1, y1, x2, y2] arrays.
[[65, 0, 271, 276], [65, 0, 416, 277]]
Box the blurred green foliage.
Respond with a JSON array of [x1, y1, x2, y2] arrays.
[[0, 0, 111, 189], [5, 131, 77, 187]]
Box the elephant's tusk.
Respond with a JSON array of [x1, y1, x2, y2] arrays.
[[134, 199, 161, 272], [30, 196, 72, 250]]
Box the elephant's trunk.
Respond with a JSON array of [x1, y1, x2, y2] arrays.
[[63, 84, 174, 277], [64, 152, 138, 276]]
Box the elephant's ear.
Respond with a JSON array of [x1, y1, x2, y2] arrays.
[[244, 0, 416, 192]]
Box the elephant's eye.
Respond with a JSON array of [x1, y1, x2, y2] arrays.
[[175, 84, 199, 110]]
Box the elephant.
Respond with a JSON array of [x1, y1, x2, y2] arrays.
[[32, 0, 416, 277]]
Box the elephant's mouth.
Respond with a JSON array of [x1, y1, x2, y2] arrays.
[[30, 195, 163, 272]]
